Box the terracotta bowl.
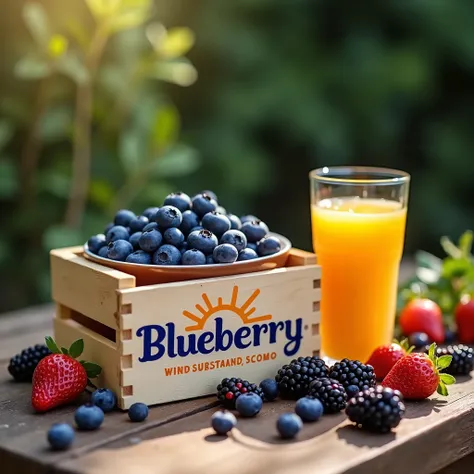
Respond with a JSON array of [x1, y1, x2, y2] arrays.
[[83, 232, 292, 286]]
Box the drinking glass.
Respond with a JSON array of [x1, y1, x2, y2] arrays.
[[309, 166, 410, 362]]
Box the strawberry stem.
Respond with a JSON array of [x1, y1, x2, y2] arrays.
[[426, 343, 455, 396]]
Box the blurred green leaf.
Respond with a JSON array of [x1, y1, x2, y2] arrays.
[[86, 0, 120, 19], [0, 160, 19, 198], [48, 34, 68, 58], [0, 121, 14, 152], [39, 106, 73, 142], [42, 225, 83, 250], [148, 59, 197, 86], [89, 180, 115, 209], [23, 2, 51, 47], [14, 55, 51, 80], [119, 127, 146, 173], [151, 144, 200, 177], [56, 53, 90, 84], [109, 1, 152, 32], [459, 230, 473, 258], [147, 24, 195, 58], [151, 104, 179, 151], [38, 169, 71, 198]]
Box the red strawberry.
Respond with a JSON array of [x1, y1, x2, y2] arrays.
[[382, 343, 455, 399], [455, 296, 474, 344], [399, 298, 445, 343], [32, 337, 101, 412], [366, 339, 413, 380]]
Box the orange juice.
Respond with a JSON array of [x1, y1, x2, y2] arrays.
[[311, 197, 407, 362]]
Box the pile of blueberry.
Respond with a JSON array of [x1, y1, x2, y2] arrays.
[[87, 191, 284, 266]]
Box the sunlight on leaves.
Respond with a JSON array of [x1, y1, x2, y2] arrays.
[[23, 2, 51, 47], [148, 59, 198, 86], [86, 0, 121, 19], [48, 34, 68, 58], [147, 24, 195, 58], [14, 55, 51, 80]]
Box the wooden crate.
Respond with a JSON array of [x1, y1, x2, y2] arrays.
[[51, 246, 321, 409]]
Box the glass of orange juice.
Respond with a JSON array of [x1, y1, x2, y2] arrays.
[[310, 166, 410, 363]]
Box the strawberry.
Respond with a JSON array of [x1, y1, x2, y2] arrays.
[[399, 298, 445, 343], [366, 339, 413, 380], [382, 343, 455, 400], [455, 296, 474, 344], [32, 337, 101, 413]]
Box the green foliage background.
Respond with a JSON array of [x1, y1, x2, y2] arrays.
[[0, 0, 473, 312]]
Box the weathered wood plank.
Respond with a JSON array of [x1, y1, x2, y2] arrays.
[[57, 375, 474, 474]]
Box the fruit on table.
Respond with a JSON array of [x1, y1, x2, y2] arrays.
[[163, 192, 192, 212], [155, 205, 183, 229], [138, 229, 163, 252], [128, 402, 149, 422], [163, 227, 185, 247], [216, 377, 265, 409], [455, 297, 474, 343], [114, 209, 136, 227], [237, 248, 258, 261], [187, 229, 219, 255], [107, 240, 133, 261], [346, 385, 360, 398], [91, 388, 117, 413], [307, 378, 347, 413], [241, 220, 269, 243], [129, 232, 142, 249], [424, 344, 474, 376], [8, 344, 51, 382], [328, 359, 376, 392], [201, 211, 231, 237], [47, 423, 75, 450], [191, 192, 217, 217], [275, 356, 329, 400], [408, 332, 430, 348], [106, 225, 129, 243], [129, 215, 149, 233], [211, 410, 237, 435], [152, 244, 182, 265], [399, 298, 445, 343], [276, 413, 303, 439], [346, 386, 405, 433], [227, 213, 242, 230], [87, 234, 106, 254], [220, 230, 247, 252], [382, 343, 455, 399], [295, 397, 323, 422], [32, 337, 101, 412], [126, 250, 152, 264], [259, 378, 279, 401], [257, 235, 282, 257], [366, 340, 413, 380], [213, 243, 238, 264], [74, 404, 105, 431], [182, 249, 207, 265], [235, 392, 263, 417]]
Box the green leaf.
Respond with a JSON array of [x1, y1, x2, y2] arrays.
[[119, 127, 146, 174], [56, 53, 90, 85], [61, 347, 69, 356], [86, 0, 120, 19], [68, 339, 84, 359], [437, 355, 453, 369], [415, 250, 442, 272], [45, 336, 61, 354], [440, 373, 456, 385], [151, 144, 200, 178], [39, 106, 73, 142], [416, 267, 439, 285], [151, 104, 180, 151], [428, 343, 436, 362], [0, 120, 14, 151], [109, 4, 151, 32], [148, 58, 198, 87], [440, 236, 462, 259], [437, 381, 448, 396], [23, 3, 51, 47], [14, 55, 51, 80], [442, 257, 472, 279], [82, 362, 102, 378], [459, 231, 473, 258], [0, 160, 19, 199], [148, 25, 195, 58]]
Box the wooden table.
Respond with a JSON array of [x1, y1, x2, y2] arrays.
[[1, 302, 474, 473]]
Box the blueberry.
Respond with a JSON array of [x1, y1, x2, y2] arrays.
[[206, 255, 215, 264], [155, 205, 182, 229], [106, 225, 130, 243], [47, 423, 75, 450], [444, 328, 457, 344], [211, 410, 237, 435], [220, 230, 247, 252], [408, 332, 430, 348], [182, 249, 206, 265], [104, 222, 114, 235], [129, 216, 149, 233], [91, 388, 116, 413], [227, 214, 242, 230], [202, 212, 231, 237], [246, 242, 258, 252], [295, 397, 323, 422], [191, 193, 217, 218], [257, 236, 281, 256], [114, 209, 136, 227], [187, 229, 218, 255], [277, 413, 303, 439], [126, 250, 152, 264], [142, 207, 160, 220], [164, 192, 192, 213], [179, 242, 188, 254], [200, 190, 218, 201], [240, 215, 258, 224], [74, 404, 104, 431], [215, 206, 227, 215], [346, 385, 360, 399], [152, 244, 182, 265], [259, 378, 278, 401], [143, 222, 159, 232], [139, 229, 163, 252], [128, 402, 148, 422], [241, 220, 269, 243], [237, 248, 258, 261], [180, 210, 200, 235], [107, 240, 133, 261], [87, 234, 106, 254], [164, 227, 185, 247], [235, 392, 263, 417], [213, 244, 238, 264], [190, 226, 204, 233], [98, 246, 108, 258], [129, 232, 142, 249]]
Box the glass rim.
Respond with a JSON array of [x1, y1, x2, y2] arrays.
[[309, 166, 410, 185]]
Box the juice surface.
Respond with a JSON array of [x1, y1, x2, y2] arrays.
[[311, 197, 407, 362]]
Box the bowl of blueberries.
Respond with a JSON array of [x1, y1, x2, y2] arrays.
[[83, 190, 292, 285]]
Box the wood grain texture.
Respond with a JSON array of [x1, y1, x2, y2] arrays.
[[57, 375, 474, 474]]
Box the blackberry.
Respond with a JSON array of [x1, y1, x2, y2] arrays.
[[308, 378, 347, 413], [275, 356, 329, 399], [329, 359, 376, 392], [216, 377, 265, 409], [427, 344, 474, 376], [346, 386, 405, 433], [8, 344, 51, 382]]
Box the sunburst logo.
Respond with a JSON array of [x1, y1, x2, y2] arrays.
[[182, 286, 272, 332]]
